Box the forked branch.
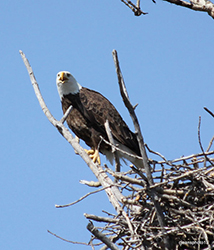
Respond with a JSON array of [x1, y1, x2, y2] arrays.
[[19, 50, 125, 214], [120, 0, 214, 18], [87, 221, 120, 250]]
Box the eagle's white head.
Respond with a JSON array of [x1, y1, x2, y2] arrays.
[[56, 71, 82, 100]]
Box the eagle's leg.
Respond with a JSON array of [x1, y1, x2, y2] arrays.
[[85, 148, 101, 165]]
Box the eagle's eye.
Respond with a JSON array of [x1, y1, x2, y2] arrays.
[[57, 73, 60, 77], [67, 73, 71, 77]]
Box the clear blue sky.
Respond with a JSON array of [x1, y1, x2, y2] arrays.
[[1, 1, 214, 249]]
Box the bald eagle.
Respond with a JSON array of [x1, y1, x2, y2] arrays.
[[56, 71, 143, 168]]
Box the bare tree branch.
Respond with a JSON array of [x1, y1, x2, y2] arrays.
[[206, 135, 214, 152], [157, 149, 214, 164], [55, 187, 106, 208], [19, 49, 135, 216], [60, 105, 72, 124], [198, 116, 214, 168], [204, 106, 214, 118], [121, 0, 148, 15], [120, 0, 214, 18], [104, 120, 121, 172], [47, 230, 89, 245], [84, 213, 128, 226], [198, 116, 205, 153], [112, 49, 172, 249], [79, 179, 101, 187], [87, 221, 120, 250], [163, 0, 214, 19], [105, 166, 146, 187], [112, 50, 149, 181], [145, 143, 169, 163]]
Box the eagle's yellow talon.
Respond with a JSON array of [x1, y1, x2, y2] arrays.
[[90, 150, 101, 165], [85, 149, 95, 155], [85, 149, 101, 164]]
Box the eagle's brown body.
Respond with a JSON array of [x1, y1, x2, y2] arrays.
[[61, 87, 141, 158]]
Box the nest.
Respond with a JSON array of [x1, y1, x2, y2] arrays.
[[86, 150, 214, 250]]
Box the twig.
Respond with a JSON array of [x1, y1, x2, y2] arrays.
[[198, 116, 205, 153], [55, 187, 106, 208], [198, 116, 214, 167], [79, 180, 101, 187], [192, 226, 211, 249], [121, 0, 148, 15], [60, 105, 73, 123], [145, 143, 169, 163], [206, 135, 214, 152], [104, 120, 121, 172], [105, 167, 146, 187], [158, 193, 196, 208], [130, 165, 148, 181], [157, 150, 214, 165], [84, 213, 128, 226], [47, 230, 89, 245], [204, 107, 214, 118], [201, 177, 214, 190], [87, 221, 120, 250], [150, 166, 208, 189]]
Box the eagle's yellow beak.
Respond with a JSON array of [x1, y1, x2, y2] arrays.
[[59, 72, 68, 82]]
